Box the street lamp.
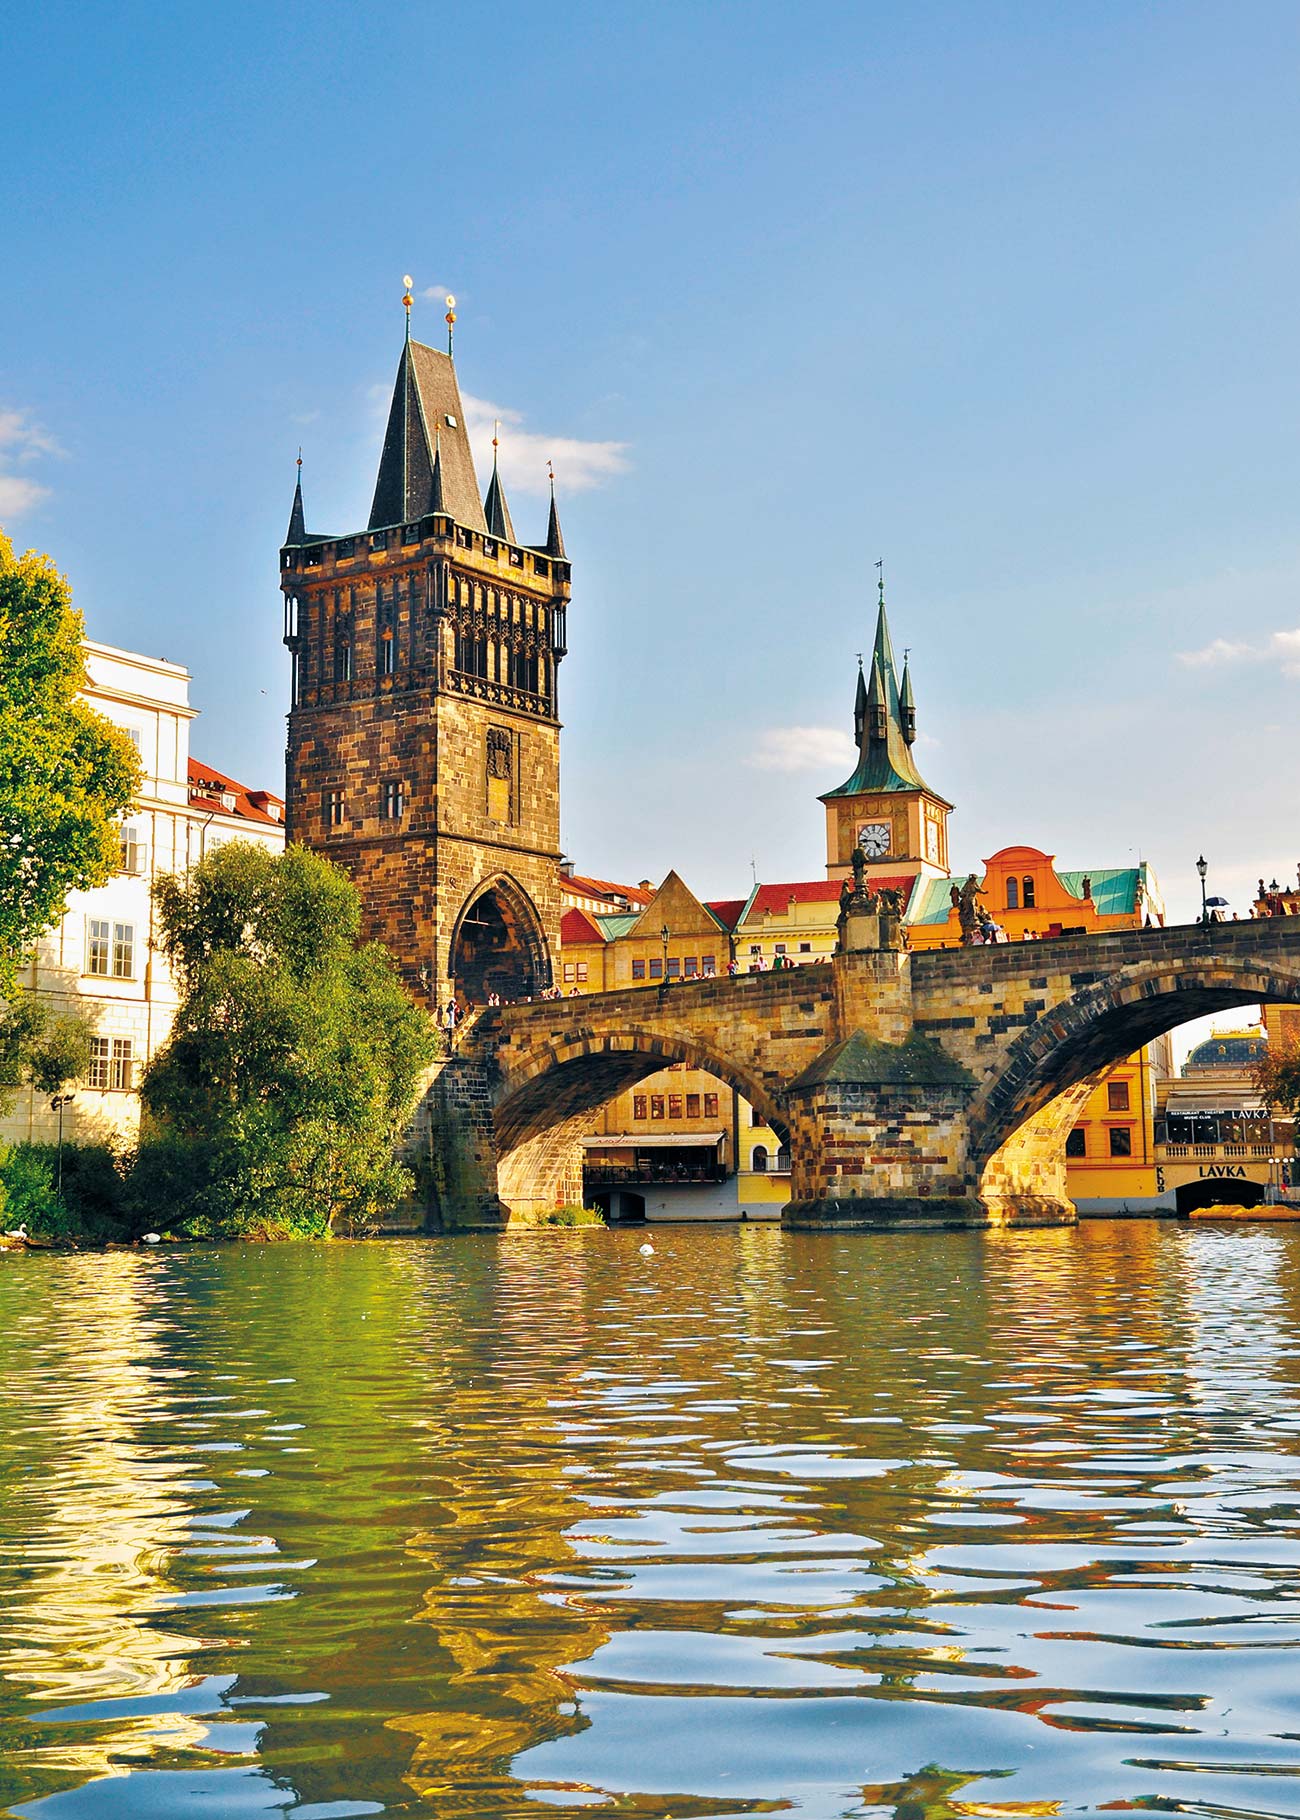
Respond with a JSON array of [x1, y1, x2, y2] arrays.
[[49, 1093, 74, 1197], [661, 924, 670, 981], [1196, 855, 1208, 925]]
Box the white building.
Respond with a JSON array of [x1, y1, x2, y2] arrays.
[[2, 640, 284, 1147]]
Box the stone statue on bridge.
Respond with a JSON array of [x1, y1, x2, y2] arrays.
[[955, 873, 984, 944]]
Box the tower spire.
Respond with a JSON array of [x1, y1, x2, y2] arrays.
[[483, 419, 516, 541], [544, 460, 566, 558], [285, 450, 306, 545], [899, 650, 916, 745]]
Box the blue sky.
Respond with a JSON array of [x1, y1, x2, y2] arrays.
[[3, 0, 1299, 937]]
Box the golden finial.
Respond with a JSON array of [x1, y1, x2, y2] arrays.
[[445, 293, 456, 357], [493, 418, 501, 460], [547, 458, 555, 489]]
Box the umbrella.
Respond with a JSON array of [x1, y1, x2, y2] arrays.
[[1205, 896, 1230, 907]]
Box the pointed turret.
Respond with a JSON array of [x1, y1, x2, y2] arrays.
[[899, 659, 916, 745], [483, 439, 516, 542], [430, 426, 446, 514], [285, 463, 306, 545], [544, 474, 566, 559], [867, 655, 888, 743], [853, 658, 868, 749]]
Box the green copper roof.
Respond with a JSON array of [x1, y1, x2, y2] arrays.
[[594, 912, 641, 940], [822, 593, 945, 801], [1057, 869, 1141, 917], [909, 875, 965, 924]]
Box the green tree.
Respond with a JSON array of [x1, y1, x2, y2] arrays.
[[0, 531, 140, 990], [1258, 1040, 1300, 1121], [137, 842, 438, 1238], [0, 995, 92, 1111]]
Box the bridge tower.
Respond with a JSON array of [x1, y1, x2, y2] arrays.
[[820, 577, 953, 886], [280, 303, 570, 1005]]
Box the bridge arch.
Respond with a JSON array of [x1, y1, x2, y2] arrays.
[[491, 1024, 788, 1220], [968, 954, 1300, 1220]]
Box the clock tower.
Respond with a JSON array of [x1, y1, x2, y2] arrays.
[[820, 580, 952, 884]]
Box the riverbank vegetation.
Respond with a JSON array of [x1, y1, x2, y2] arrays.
[[133, 843, 438, 1240]]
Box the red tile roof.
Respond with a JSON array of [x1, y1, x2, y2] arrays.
[[188, 758, 285, 828], [562, 869, 655, 909], [705, 898, 748, 932], [743, 876, 916, 919], [561, 907, 605, 944]]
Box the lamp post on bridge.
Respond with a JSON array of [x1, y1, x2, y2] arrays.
[[1196, 855, 1209, 926], [661, 923, 670, 983]]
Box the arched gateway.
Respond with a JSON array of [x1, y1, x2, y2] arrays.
[[417, 918, 1300, 1231], [448, 876, 550, 1005]]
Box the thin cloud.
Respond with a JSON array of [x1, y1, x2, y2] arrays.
[[462, 393, 628, 497], [1177, 628, 1300, 678], [1177, 637, 1256, 667], [748, 726, 856, 773], [0, 407, 60, 519]]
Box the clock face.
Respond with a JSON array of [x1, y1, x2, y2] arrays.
[[925, 818, 941, 862], [858, 822, 891, 858]]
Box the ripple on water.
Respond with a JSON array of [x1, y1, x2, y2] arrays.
[[6, 1227, 1300, 1817]]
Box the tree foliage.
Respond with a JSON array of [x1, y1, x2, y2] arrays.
[[0, 994, 93, 1111], [1257, 1040, 1300, 1120], [139, 843, 438, 1238], [0, 531, 140, 990]]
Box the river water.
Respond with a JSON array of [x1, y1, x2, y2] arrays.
[[4, 1225, 1300, 1817]]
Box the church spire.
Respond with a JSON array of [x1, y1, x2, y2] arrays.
[[821, 569, 943, 805], [483, 420, 516, 542], [285, 453, 306, 545], [543, 462, 566, 558]]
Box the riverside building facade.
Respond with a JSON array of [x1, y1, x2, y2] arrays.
[[1, 642, 284, 1147]]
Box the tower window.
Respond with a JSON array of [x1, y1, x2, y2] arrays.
[[1006, 877, 1019, 910], [1022, 876, 1036, 908], [381, 781, 405, 820], [380, 631, 395, 676], [326, 790, 345, 827], [334, 641, 352, 683]]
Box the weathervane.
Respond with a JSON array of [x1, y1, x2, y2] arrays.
[[402, 274, 413, 339], [445, 293, 456, 356], [876, 557, 885, 605]]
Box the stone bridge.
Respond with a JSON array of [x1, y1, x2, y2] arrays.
[[418, 917, 1300, 1230]]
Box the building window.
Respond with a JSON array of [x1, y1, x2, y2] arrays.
[[1108, 1127, 1133, 1158], [683, 956, 698, 977], [669, 1095, 683, 1119], [1107, 1080, 1130, 1112], [750, 1105, 765, 1127], [86, 918, 111, 976], [119, 824, 147, 876], [775, 943, 787, 955], [649, 958, 663, 980], [326, 790, 345, 827], [686, 1093, 701, 1117], [633, 1095, 647, 1120], [703, 1093, 719, 1118], [576, 962, 588, 983], [87, 1037, 133, 1091], [1006, 877, 1019, 910], [798, 942, 811, 954], [632, 958, 646, 980], [1022, 876, 1036, 908], [112, 923, 135, 978], [749, 944, 761, 956], [650, 1095, 664, 1120], [776, 1147, 791, 1172], [379, 631, 395, 676], [666, 957, 681, 979], [1065, 1127, 1086, 1158], [751, 1145, 768, 1172], [702, 955, 716, 975], [381, 780, 405, 819], [563, 962, 576, 983]]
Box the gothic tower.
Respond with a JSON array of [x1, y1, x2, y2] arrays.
[[280, 309, 570, 1005], [820, 579, 952, 883]]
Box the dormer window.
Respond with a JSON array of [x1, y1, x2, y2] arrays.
[[220, 791, 236, 812]]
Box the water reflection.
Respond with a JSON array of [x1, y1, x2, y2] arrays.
[[4, 1227, 1300, 1815]]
